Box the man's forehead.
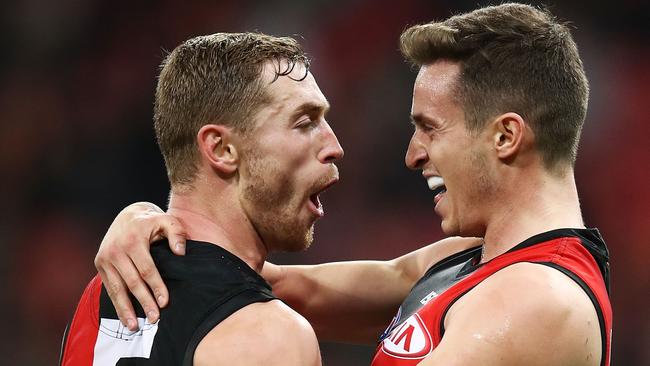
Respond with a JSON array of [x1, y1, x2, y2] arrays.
[[410, 60, 464, 120], [262, 62, 328, 108], [414, 60, 460, 92], [260, 60, 309, 84]]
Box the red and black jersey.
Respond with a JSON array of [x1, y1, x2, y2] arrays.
[[60, 240, 276, 366], [372, 228, 612, 366]]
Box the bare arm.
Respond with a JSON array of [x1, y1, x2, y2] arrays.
[[95, 202, 479, 340], [194, 300, 321, 366], [418, 262, 602, 366], [263, 237, 481, 345]]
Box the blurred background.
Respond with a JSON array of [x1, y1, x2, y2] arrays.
[[1, 0, 648, 364]]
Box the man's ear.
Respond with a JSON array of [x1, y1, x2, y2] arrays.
[[491, 112, 527, 161], [197, 124, 239, 175]]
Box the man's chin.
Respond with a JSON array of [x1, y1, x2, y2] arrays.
[[441, 219, 485, 239], [268, 224, 314, 253], [439, 218, 451, 233], [289, 224, 314, 252], [440, 219, 460, 237]]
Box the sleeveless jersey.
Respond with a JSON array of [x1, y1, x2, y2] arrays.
[[60, 240, 276, 366], [372, 228, 612, 366]]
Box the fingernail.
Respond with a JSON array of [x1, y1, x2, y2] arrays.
[[157, 294, 166, 306], [147, 310, 158, 322], [127, 318, 137, 330], [175, 242, 185, 253]]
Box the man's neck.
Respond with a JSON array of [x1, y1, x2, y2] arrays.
[[481, 169, 585, 263], [167, 188, 267, 273]]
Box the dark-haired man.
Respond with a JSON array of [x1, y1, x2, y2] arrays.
[[60, 33, 342, 365], [91, 4, 611, 366]]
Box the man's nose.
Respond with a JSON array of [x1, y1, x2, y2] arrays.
[[405, 131, 428, 170], [318, 121, 344, 163]]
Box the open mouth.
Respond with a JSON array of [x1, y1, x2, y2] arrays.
[[431, 185, 447, 197], [308, 177, 339, 217], [309, 193, 321, 208], [427, 176, 447, 203]]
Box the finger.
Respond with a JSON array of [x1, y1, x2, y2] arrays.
[[98, 264, 139, 331], [113, 253, 161, 325], [152, 214, 187, 256], [96, 234, 161, 323], [128, 242, 169, 309]]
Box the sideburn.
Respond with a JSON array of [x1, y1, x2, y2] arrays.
[[469, 148, 496, 195]]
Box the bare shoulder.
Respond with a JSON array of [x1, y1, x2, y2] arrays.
[[434, 262, 602, 366], [422, 236, 483, 270], [194, 299, 321, 366], [428, 236, 483, 257], [392, 236, 482, 282]]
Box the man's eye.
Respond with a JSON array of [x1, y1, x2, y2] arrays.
[[410, 120, 433, 132], [414, 123, 434, 133], [298, 119, 317, 129]]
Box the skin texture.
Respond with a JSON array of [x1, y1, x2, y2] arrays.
[[264, 236, 482, 344], [403, 61, 600, 365], [406, 61, 586, 259], [421, 262, 601, 366], [168, 62, 342, 365], [194, 301, 320, 366], [237, 66, 340, 253], [94, 60, 604, 365], [407, 61, 497, 238], [96, 60, 344, 365]]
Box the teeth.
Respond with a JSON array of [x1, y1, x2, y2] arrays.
[[427, 176, 444, 190]]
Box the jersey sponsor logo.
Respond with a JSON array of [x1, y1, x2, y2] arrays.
[[420, 289, 439, 305], [93, 317, 158, 365], [381, 313, 432, 359]]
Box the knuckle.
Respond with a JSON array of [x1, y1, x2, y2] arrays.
[[105, 242, 122, 257], [94, 253, 104, 267], [106, 281, 122, 297], [143, 212, 160, 223], [122, 234, 137, 248], [138, 264, 154, 280], [124, 276, 141, 290]]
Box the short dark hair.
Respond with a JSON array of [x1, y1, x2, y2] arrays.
[[400, 3, 589, 170], [154, 32, 310, 185]]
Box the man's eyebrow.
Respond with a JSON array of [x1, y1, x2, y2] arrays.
[[409, 114, 425, 127], [291, 102, 330, 120], [410, 114, 441, 127]]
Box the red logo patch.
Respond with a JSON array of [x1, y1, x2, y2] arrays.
[[381, 313, 432, 359]]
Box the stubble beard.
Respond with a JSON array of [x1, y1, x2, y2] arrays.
[[465, 148, 496, 236], [446, 148, 495, 238], [240, 150, 314, 253]]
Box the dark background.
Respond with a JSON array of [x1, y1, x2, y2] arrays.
[[1, 0, 648, 364]]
